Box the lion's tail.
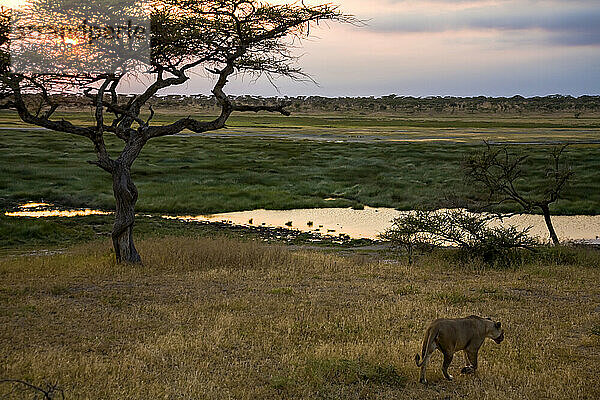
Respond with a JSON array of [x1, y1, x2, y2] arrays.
[[415, 327, 438, 367]]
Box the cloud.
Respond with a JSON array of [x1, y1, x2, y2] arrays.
[[363, 1, 600, 46]]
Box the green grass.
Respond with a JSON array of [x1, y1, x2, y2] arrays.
[[0, 212, 252, 251], [270, 287, 294, 296], [0, 236, 598, 399], [2, 109, 600, 129], [0, 214, 99, 247], [303, 357, 406, 387], [1, 126, 599, 215]]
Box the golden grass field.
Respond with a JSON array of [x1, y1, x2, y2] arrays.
[[1, 237, 599, 399]]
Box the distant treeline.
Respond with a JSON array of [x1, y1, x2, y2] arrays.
[[35, 94, 600, 116]]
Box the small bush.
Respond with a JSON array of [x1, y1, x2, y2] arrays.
[[381, 209, 537, 267], [379, 213, 435, 264]]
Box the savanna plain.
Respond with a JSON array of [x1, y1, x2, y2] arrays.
[[1, 109, 599, 399]]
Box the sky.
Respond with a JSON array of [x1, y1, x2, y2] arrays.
[[203, 0, 600, 98], [3, 0, 600, 97]]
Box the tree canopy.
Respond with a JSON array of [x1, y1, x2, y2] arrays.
[[0, 0, 352, 263]]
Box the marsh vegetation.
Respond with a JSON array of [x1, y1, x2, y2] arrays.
[[1, 112, 599, 217]]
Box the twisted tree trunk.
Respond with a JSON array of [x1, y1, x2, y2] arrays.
[[540, 204, 560, 246], [112, 163, 141, 263]]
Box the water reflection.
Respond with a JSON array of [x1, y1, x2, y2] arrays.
[[164, 208, 600, 243], [18, 202, 52, 209], [4, 202, 111, 218], [5, 202, 600, 243], [163, 207, 397, 239]]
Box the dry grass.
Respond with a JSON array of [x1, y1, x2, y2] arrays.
[[1, 237, 599, 399]]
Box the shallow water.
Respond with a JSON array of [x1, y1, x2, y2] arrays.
[[168, 207, 600, 243], [5, 203, 110, 218], [6, 203, 600, 243]]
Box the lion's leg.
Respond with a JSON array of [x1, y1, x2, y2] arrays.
[[461, 349, 479, 374], [442, 352, 454, 381], [419, 344, 436, 384], [461, 350, 473, 374], [467, 349, 479, 370]]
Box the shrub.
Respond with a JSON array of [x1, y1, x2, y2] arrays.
[[380, 209, 537, 267]]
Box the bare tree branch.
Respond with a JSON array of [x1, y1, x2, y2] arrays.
[[0, 0, 352, 263], [464, 142, 573, 245], [0, 379, 64, 400]]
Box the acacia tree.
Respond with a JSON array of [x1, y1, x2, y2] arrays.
[[0, 0, 351, 263], [465, 142, 573, 245]]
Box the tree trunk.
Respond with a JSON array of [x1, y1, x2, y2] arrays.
[[540, 204, 560, 245], [112, 163, 142, 263]]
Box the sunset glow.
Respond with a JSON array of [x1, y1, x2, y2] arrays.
[[3, 0, 598, 96], [181, 0, 600, 97], [5, 203, 111, 218]]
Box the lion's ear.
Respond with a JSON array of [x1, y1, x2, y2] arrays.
[[495, 321, 502, 329]]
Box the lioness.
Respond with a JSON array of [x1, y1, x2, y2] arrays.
[[415, 315, 504, 384]]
